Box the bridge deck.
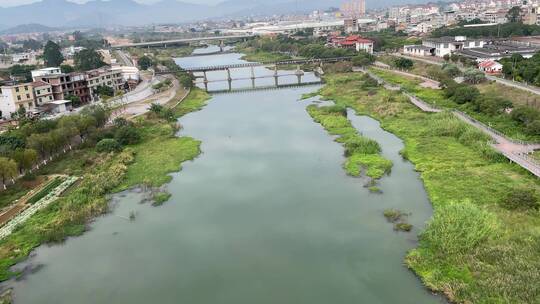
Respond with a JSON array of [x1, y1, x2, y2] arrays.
[[183, 57, 353, 72]]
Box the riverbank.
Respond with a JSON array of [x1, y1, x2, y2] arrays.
[[315, 72, 540, 303], [0, 88, 210, 283]]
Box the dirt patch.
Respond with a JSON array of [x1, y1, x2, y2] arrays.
[[419, 80, 441, 89]]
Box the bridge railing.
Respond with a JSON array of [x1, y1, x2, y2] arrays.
[[182, 57, 354, 72]]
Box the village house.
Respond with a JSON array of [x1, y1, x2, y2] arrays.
[[328, 35, 374, 54]]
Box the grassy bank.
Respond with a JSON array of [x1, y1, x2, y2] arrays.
[[371, 68, 540, 142], [306, 104, 392, 180], [316, 72, 540, 303], [0, 89, 210, 281]]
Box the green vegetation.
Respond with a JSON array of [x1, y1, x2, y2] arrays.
[[362, 30, 421, 52], [317, 72, 540, 303], [371, 68, 540, 141], [152, 191, 172, 206], [306, 104, 392, 180], [74, 49, 106, 71], [26, 177, 64, 205], [383, 209, 412, 231], [0, 88, 210, 281], [43, 40, 64, 67], [500, 53, 540, 86]]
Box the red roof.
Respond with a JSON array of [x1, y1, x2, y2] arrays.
[[478, 60, 501, 68]]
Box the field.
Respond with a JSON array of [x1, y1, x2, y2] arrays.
[[316, 72, 540, 304]]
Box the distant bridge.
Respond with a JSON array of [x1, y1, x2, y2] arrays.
[[111, 35, 253, 49], [181, 57, 353, 72], [207, 81, 324, 94]]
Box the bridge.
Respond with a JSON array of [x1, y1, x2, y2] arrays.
[[182, 57, 353, 72], [111, 35, 253, 49], [208, 81, 323, 94]]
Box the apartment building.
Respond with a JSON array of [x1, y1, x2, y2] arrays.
[[0, 82, 36, 119], [32, 68, 92, 103], [31, 81, 54, 106], [86, 67, 124, 101]]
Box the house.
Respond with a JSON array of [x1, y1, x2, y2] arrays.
[[31, 81, 54, 106], [0, 82, 36, 119], [404, 36, 486, 57], [478, 60, 503, 74], [329, 35, 374, 54], [86, 67, 124, 101]]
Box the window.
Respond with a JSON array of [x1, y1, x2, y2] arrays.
[[26, 94, 30, 99], [24, 86, 28, 90], [15, 87, 19, 93], [475, 41, 480, 46], [17, 96, 21, 101], [443, 43, 449, 48], [37, 90, 41, 95]]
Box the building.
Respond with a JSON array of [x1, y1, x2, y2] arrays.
[[86, 67, 124, 101], [404, 36, 486, 57], [345, 19, 359, 33], [329, 35, 374, 53], [402, 45, 434, 57], [0, 82, 36, 119], [32, 68, 92, 103], [478, 60, 503, 74], [341, 0, 366, 18], [457, 40, 540, 61], [31, 81, 54, 106]]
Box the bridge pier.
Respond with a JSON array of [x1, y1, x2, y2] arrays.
[[250, 66, 256, 88], [219, 40, 225, 52], [295, 65, 304, 84], [203, 71, 209, 92], [274, 65, 279, 87], [227, 68, 232, 91]]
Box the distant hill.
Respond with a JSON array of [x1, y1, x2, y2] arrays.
[[0, 23, 59, 35], [0, 0, 435, 28]]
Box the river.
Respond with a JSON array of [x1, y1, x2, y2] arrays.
[[4, 47, 443, 304]]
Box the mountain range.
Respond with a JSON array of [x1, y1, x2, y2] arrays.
[[0, 0, 431, 28]]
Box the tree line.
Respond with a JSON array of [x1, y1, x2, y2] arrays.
[[500, 52, 540, 86]]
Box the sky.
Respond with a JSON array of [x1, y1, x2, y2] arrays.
[[0, 0, 222, 7]]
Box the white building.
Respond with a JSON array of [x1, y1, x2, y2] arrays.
[[31, 67, 62, 79], [0, 83, 36, 119], [405, 36, 486, 57]]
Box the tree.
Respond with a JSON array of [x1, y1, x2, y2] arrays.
[[96, 139, 122, 153], [393, 57, 413, 69], [506, 6, 522, 23], [463, 68, 487, 84], [43, 41, 64, 67], [138, 56, 153, 70], [0, 157, 18, 188], [12, 148, 38, 174], [443, 54, 450, 62], [452, 86, 480, 104], [95, 85, 114, 98], [114, 126, 141, 145], [74, 49, 106, 71], [61, 64, 75, 73], [65, 94, 82, 107], [352, 51, 375, 67]]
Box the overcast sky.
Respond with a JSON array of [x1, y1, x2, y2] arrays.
[[0, 0, 222, 7]]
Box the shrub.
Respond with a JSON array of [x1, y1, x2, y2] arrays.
[[452, 85, 480, 104], [501, 188, 539, 210], [420, 201, 499, 256], [393, 57, 414, 69], [96, 138, 122, 153], [114, 126, 141, 145], [344, 137, 381, 156]]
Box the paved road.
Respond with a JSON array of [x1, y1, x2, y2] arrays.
[[115, 50, 134, 67]]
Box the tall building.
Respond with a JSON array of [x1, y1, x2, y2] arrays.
[[341, 0, 366, 18]]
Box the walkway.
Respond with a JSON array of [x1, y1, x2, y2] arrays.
[[358, 68, 540, 178]]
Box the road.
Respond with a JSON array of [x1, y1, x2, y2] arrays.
[[111, 34, 253, 49], [115, 50, 134, 67]]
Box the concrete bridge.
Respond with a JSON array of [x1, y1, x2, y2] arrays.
[[208, 81, 323, 94], [182, 57, 353, 72], [111, 35, 253, 49], [196, 65, 310, 92]]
